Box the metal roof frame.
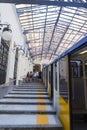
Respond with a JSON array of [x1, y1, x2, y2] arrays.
[[0, 0, 87, 8], [1, 0, 87, 63]]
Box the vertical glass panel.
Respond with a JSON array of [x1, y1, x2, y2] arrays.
[[70, 60, 83, 78]]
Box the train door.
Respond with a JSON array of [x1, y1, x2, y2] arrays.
[[69, 44, 87, 130], [0, 39, 9, 84], [59, 56, 70, 130]]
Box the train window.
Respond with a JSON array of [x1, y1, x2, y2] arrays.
[[70, 60, 83, 78], [85, 61, 87, 77], [59, 56, 69, 102]]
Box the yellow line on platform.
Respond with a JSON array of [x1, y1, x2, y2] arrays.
[[38, 95, 43, 97], [37, 84, 49, 125], [38, 98, 44, 102], [37, 114, 49, 125]]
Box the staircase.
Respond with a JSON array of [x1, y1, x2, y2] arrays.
[[0, 83, 63, 130]]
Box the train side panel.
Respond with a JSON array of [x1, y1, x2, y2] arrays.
[[59, 55, 70, 130]]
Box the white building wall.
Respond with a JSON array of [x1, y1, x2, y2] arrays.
[[6, 41, 15, 83], [29, 62, 33, 72], [0, 3, 30, 85], [16, 51, 33, 85], [16, 53, 26, 85], [0, 4, 24, 46]]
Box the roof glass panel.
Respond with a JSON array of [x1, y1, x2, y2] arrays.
[[16, 3, 87, 63]]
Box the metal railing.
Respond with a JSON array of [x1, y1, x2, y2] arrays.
[[0, 79, 16, 87]]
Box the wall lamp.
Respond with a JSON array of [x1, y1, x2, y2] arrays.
[[0, 23, 12, 44], [13, 42, 25, 56]]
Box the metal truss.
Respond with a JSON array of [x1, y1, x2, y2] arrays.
[[0, 0, 87, 8], [15, 1, 87, 63]]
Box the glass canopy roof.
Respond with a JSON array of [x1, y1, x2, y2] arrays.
[[16, 4, 87, 63]]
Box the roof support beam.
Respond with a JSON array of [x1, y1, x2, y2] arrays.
[[20, 15, 57, 23], [21, 19, 56, 26], [49, 8, 78, 60], [48, 7, 62, 49], [41, 6, 48, 60], [0, 0, 87, 8], [30, 52, 58, 58], [45, 7, 62, 58], [23, 25, 53, 32], [49, 25, 69, 60], [30, 4, 37, 59], [22, 22, 55, 29]]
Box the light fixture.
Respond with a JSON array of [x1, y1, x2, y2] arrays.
[[80, 50, 87, 55], [85, 62, 87, 65], [13, 43, 25, 56], [0, 24, 12, 44], [2, 27, 12, 42], [13, 43, 23, 51]]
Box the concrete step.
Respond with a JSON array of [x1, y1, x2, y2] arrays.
[[17, 85, 44, 88], [9, 92, 48, 95], [14, 87, 47, 91], [15, 87, 46, 89], [4, 94, 49, 98], [0, 102, 52, 105], [14, 86, 46, 88], [0, 104, 54, 111], [0, 98, 54, 114], [12, 89, 47, 92], [0, 83, 63, 130], [0, 110, 56, 114], [4, 96, 50, 99], [0, 98, 50, 103], [20, 83, 41, 86], [0, 114, 63, 130], [0, 126, 63, 130], [15, 85, 46, 87]]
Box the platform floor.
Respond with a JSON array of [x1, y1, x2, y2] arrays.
[[0, 82, 63, 129]]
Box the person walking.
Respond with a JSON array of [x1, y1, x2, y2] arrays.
[[26, 72, 30, 82]]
